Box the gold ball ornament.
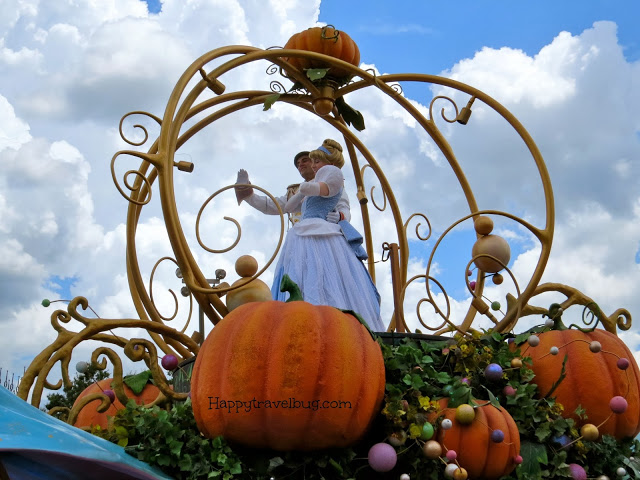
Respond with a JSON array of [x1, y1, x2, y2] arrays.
[[453, 467, 468, 480], [235, 255, 258, 277], [422, 440, 442, 459], [312, 98, 335, 116], [474, 216, 494, 235], [471, 234, 511, 273], [511, 358, 523, 368]]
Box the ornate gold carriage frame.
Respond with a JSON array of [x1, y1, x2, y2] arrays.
[[18, 40, 632, 414]]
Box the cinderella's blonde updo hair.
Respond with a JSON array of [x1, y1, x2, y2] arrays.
[[309, 139, 344, 169]]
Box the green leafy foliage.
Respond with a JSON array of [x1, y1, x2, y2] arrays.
[[45, 362, 110, 421], [124, 370, 153, 395]]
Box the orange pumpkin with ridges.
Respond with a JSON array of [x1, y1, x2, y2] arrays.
[[524, 328, 640, 439], [191, 292, 385, 450], [437, 400, 520, 480], [72, 377, 160, 429], [282, 26, 360, 78]]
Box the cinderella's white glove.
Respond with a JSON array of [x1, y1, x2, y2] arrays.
[[326, 211, 340, 223], [298, 181, 321, 196]]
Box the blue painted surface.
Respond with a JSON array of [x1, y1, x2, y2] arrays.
[[0, 387, 172, 480]]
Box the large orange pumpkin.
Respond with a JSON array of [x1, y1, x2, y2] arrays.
[[191, 297, 385, 451], [524, 328, 640, 439], [282, 26, 360, 78], [437, 400, 520, 480], [72, 377, 160, 429]]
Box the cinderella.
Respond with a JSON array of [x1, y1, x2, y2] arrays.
[[271, 139, 385, 332]]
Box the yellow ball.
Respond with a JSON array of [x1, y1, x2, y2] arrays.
[[455, 404, 475, 425], [581, 423, 599, 441], [453, 467, 468, 480], [510, 358, 523, 368], [471, 234, 511, 273]]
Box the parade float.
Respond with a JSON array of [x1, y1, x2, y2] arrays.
[[7, 25, 640, 479]]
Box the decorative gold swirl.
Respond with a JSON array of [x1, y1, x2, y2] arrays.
[[190, 184, 285, 296], [401, 274, 451, 333], [270, 80, 288, 94], [429, 95, 459, 124], [110, 150, 161, 205], [360, 164, 387, 212], [514, 283, 632, 335], [404, 213, 432, 242], [118, 111, 162, 147], [67, 392, 112, 427], [149, 257, 193, 332], [389, 83, 403, 95]]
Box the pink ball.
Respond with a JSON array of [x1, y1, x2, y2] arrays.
[[368, 443, 397, 472], [161, 354, 179, 370], [469, 281, 476, 290], [102, 389, 115, 403], [503, 386, 516, 396], [610, 396, 628, 414], [445, 449, 457, 461], [617, 358, 630, 370], [513, 455, 523, 465], [568, 463, 587, 480]]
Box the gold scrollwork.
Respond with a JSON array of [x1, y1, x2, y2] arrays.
[[404, 213, 432, 242], [110, 150, 162, 205], [360, 164, 387, 212], [118, 111, 162, 147], [149, 256, 193, 332], [189, 183, 285, 296], [429, 95, 459, 124]]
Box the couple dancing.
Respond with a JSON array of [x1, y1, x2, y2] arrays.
[[236, 139, 384, 332]]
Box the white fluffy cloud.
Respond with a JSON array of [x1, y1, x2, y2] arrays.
[[1, 3, 640, 404]]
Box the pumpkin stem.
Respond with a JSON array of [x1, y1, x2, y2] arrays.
[[280, 274, 304, 302], [545, 303, 568, 331], [340, 308, 377, 341]]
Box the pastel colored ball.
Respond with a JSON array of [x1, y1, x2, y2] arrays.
[[616, 467, 627, 476], [503, 385, 517, 396], [528, 335, 540, 347], [491, 429, 505, 443], [441, 418, 453, 430], [568, 463, 587, 480], [484, 363, 503, 382], [368, 443, 397, 472], [161, 354, 179, 370], [609, 396, 628, 414], [444, 463, 459, 478], [580, 423, 599, 441], [102, 389, 116, 403], [514, 455, 523, 465], [469, 281, 476, 290], [617, 358, 630, 370], [455, 404, 475, 424], [445, 449, 457, 461], [420, 422, 435, 441], [589, 341, 602, 353], [76, 361, 89, 374], [422, 440, 442, 459]]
